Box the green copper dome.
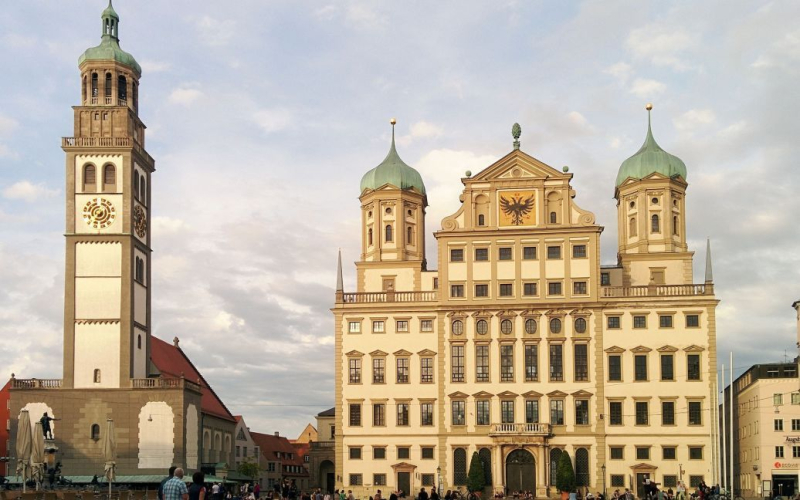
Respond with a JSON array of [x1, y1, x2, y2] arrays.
[[360, 125, 426, 196], [78, 1, 141, 75], [615, 108, 687, 187]]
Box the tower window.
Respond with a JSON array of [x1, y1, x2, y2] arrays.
[[103, 164, 116, 192], [407, 226, 413, 245], [478, 214, 485, 226], [629, 217, 637, 237], [118, 75, 127, 104], [549, 212, 557, 224], [673, 216, 679, 235], [651, 214, 660, 233], [93, 369, 101, 383], [651, 197, 659, 204], [105, 73, 112, 98], [629, 201, 635, 209], [140, 177, 147, 204], [134, 173, 139, 199], [368, 228, 373, 246], [91, 73, 98, 98], [83, 164, 96, 192], [137, 334, 142, 349], [385, 224, 393, 242], [91, 424, 100, 441], [82, 76, 88, 103]]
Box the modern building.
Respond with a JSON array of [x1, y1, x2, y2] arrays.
[[8, 2, 234, 477], [308, 408, 336, 493], [333, 112, 719, 498]]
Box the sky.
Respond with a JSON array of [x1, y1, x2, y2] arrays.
[[1, 0, 799, 438]]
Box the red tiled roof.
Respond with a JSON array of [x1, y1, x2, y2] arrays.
[[250, 432, 309, 476], [150, 336, 235, 422]]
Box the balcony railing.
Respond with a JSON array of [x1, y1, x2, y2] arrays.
[[601, 283, 713, 298], [10, 379, 62, 390], [131, 377, 202, 393], [489, 423, 551, 436], [340, 291, 438, 304], [311, 441, 335, 450], [63, 137, 131, 147]]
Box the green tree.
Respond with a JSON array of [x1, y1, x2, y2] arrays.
[[467, 451, 486, 494], [555, 451, 576, 493], [237, 459, 261, 480]]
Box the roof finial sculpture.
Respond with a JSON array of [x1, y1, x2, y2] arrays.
[[704, 238, 713, 283], [512, 123, 521, 150], [336, 249, 344, 293]]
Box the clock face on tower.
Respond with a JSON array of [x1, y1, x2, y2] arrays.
[[133, 205, 147, 238], [82, 198, 116, 229]]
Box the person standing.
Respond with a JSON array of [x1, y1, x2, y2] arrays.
[[159, 466, 179, 500], [430, 487, 439, 500], [189, 472, 206, 500], [419, 488, 429, 500], [163, 468, 189, 500], [255, 483, 261, 499]]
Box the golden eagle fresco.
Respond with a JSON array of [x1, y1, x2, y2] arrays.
[[499, 192, 535, 226]]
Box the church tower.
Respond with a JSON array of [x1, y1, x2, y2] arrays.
[[615, 104, 692, 286], [62, 1, 153, 388], [356, 119, 428, 292]]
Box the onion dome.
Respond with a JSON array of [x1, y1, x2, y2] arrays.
[[615, 104, 687, 187], [360, 119, 426, 196], [78, 0, 141, 75]]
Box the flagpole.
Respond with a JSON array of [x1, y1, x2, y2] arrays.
[[729, 353, 734, 495], [721, 363, 727, 491]]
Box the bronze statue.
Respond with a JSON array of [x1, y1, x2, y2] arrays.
[[40, 412, 59, 440]]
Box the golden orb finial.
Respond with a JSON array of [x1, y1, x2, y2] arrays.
[[390, 118, 397, 126], [645, 103, 653, 111]]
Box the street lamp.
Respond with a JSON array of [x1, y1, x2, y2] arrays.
[[601, 464, 606, 499]]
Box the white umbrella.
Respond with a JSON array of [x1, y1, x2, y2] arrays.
[[31, 422, 46, 490], [103, 418, 116, 497], [15, 410, 32, 493]]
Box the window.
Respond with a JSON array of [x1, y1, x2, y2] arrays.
[[548, 282, 562, 296], [651, 214, 660, 233], [550, 400, 564, 425], [550, 212, 557, 223], [608, 355, 621, 381], [236, 446, 240, 457], [574, 344, 589, 381], [452, 320, 464, 335], [451, 345, 465, 382], [662, 401, 675, 425], [349, 404, 361, 426], [103, 164, 116, 191], [793, 419, 800, 431], [83, 164, 96, 192], [636, 447, 650, 460], [611, 475, 625, 487], [575, 400, 589, 425], [407, 226, 413, 245], [572, 245, 587, 258], [475, 248, 488, 261], [477, 214, 485, 226], [452, 400, 465, 425], [663, 447, 677, 460], [500, 345, 514, 381], [607, 316, 621, 329], [547, 246, 562, 259], [775, 393, 784, 406], [524, 345, 538, 381], [609, 447, 624, 460], [663, 476, 678, 489], [501, 319, 513, 334], [549, 344, 563, 381], [689, 477, 704, 489], [421, 402, 434, 426], [91, 424, 100, 441], [396, 320, 409, 332], [421, 447, 435, 459], [476, 400, 490, 425], [453, 449, 467, 485], [609, 401, 623, 425], [373, 321, 385, 333], [523, 282, 537, 296], [137, 334, 142, 349], [794, 446, 800, 459], [421, 357, 434, 383], [574, 317, 587, 334], [475, 284, 489, 297], [635, 355, 648, 381], [476, 345, 490, 382], [686, 314, 700, 327], [525, 318, 537, 334], [385, 224, 393, 242], [633, 315, 647, 328], [601, 272, 611, 286], [349, 358, 361, 383], [673, 215, 679, 235], [661, 355, 674, 381], [776, 446, 785, 458], [635, 401, 649, 425], [349, 475, 362, 486], [396, 358, 409, 383], [373, 358, 385, 383], [450, 249, 464, 262], [550, 318, 562, 334], [348, 321, 361, 333], [525, 400, 539, 424], [451, 285, 465, 298], [774, 419, 784, 431], [499, 247, 512, 260], [659, 315, 673, 328], [396, 403, 409, 426], [420, 319, 433, 332], [688, 401, 702, 425], [687, 354, 701, 381], [370, 403, 386, 427], [349, 447, 362, 459], [573, 281, 587, 295], [523, 246, 537, 260], [433, 278, 439, 289], [499, 283, 513, 297], [501, 400, 515, 424], [689, 447, 703, 460], [374, 446, 386, 459], [93, 369, 101, 383], [374, 474, 387, 486]]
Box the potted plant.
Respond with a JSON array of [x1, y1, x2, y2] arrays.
[[555, 452, 576, 500]]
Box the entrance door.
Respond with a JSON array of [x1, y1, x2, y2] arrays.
[[506, 449, 536, 493], [398, 472, 411, 497], [773, 475, 798, 499], [326, 473, 335, 494], [636, 473, 651, 500]]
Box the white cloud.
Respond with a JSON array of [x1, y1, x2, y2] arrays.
[[626, 26, 697, 71], [168, 87, 204, 106], [604, 61, 633, 83], [409, 121, 443, 139], [629, 78, 666, 98], [196, 16, 236, 47], [673, 109, 716, 132], [252, 108, 294, 134], [346, 4, 387, 29], [141, 60, 172, 73], [152, 216, 188, 235], [2, 181, 59, 202]]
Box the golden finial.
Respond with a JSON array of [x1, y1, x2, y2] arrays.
[[645, 103, 653, 111], [390, 118, 397, 126]]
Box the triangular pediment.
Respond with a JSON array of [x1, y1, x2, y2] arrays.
[[417, 349, 437, 356], [469, 150, 568, 183], [521, 390, 543, 398], [571, 390, 594, 398], [631, 462, 658, 471], [393, 349, 412, 356], [683, 345, 705, 352], [472, 391, 494, 398], [497, 390, 519, 398], [631, 345, 653, 353], [605, 346, 625, 353], [370, 350, 388, 357], [657, 345, 678, 353], [345, 350, 364, 357], [391, 462, 418, 470], [449, 391, 469, 399], [547, 390, 568, 398]]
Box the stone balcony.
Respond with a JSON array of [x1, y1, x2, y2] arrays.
[[310, 441, 335, 450], [338, 290, 438, 304], [489, 422, 551, 437], [10, 377, 201, 393], [62, 136, 153, 165], [601, 283, 713, 298]]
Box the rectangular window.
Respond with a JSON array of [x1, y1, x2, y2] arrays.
[[475, 284, 489, 297], [792, 419, 800, 431], [373, 321, 385, 333], [662, 447, 677, 460], [373, 404, 385, 427], [499, 283, 513, 297], [475, 248, 488, 261], [573, 281, 587, 295], [349, 474, 362, 486], [775, 393, 784, 406], [523, 282, 538, 296], [501, 400, 515, 424], [793, 446, 800, 459], [635, 355, 648, 381], [451, 345, 465, 382], [396, 320, 409, 332], [636, 447, 650, 460], [575, 400, 589, 425], [397, 447, 410, 459], [608, 355, 622, 381], [659, 315, 674, 328], [609, 447, 624, 460], [547, 246, 562, 259], [374, 447, 386, 459], [607, 316, 621, 329], [525, 400, 539, 424], [661, 355, 674, 381], [348, 321, 361, 333], [687, 354, 701, 381], [499, 247, 512, 260], [686, 314, 700, 327], [524, 345, 538, 381], [396, 358, 409, 383], [572, 245, 587, 258], [476, 345, 490, 382], [374, 474, 387, 486], [421, 447, 435, 459], [349, 404, 361, 426], [574, 344, 589, 381], [450, 284, 464, 298], [635, 401, 649, 425], [550, 400, 564, 425], [349, 358, 361, 384], [663, 476, 678, 488], [633, 315, 647, 328], [349, 447, 362, 459], [662, 401, 675, 426], [688, 401, 702, 425], [420, 319, 433, 332], [775, 419, 784, 431], [523, 246, 537, 260], [501, 345, 514, 381], [373, 358, 385, 384], [601, 272, 611, 286], [421, 474, 435, 486], [689, 477, 704, 489], [420, 402, 434, 426], [396, 403, 409, 426], [450, 249, 464, 262], [476, 400, 490, 425], [549, 344, 563, 381], [776, 446, 785, 458], [793, 393, 800, 405], [611, 475, 625, 487], [548, 282, 563, 295], [689, 447, 703, 460], [609, 401, 623, 426], [421, 357, 434, 383], [452, 400, 465, 426], [236, 446, 240, 457]]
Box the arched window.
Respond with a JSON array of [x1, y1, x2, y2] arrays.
[[651, 214, 660, 233], [479, 448, 493, 485], [549, 448, 562, 486], [500, 319, 513, 334], [82, 76, 87, 103], [476, 320, 488, 335], [103, 164, 116, 191], [91, 73, 98, 98], [137, 334, 142, 349], [105, 73, 112, 99], [629, 217, 637, 237], [550, 212, 557, 224], [134, 173, 139, 199], [550, 318, 562, 334], [575, 448, 590, 487], [385, 224, 393, 242], [574, 317, 587, 333], [478, 214, 485, 226], [132, 82, 138, 111], [673, 216, 679, 235], [407, 226, 413, 245], [91, 424, 100, 441], [93, 369, 101, 383], [83, 164, 96, 192], [524, 319, 537, 334], [118, 75, 127, 104], [368, 228, 373, 246], [453, 448, 467, 485], [140, 177, 146, 204], [451, 320, 464, 335]]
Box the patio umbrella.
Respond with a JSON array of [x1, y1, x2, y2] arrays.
[[31, 421, 46, 490], [103, 418, 117, 497], [15, 410, 32, 493]]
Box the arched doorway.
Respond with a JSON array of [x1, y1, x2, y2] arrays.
[[319, 460, 334, 493], [506, 449, 535, 493]]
